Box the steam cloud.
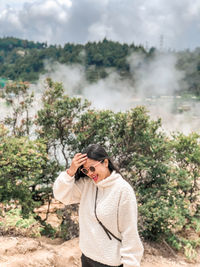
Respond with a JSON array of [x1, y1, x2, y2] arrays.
[[37, 51, 200, 135], [1, 51, 200, 135]]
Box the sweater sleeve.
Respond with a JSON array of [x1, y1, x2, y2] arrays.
[[53, 171, 85, 205], [118, 186, 144, 267]]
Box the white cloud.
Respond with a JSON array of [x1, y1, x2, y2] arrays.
[[88, 20, 113, 41], [57, 0, 72, 8], [0, 0, 200, 49]]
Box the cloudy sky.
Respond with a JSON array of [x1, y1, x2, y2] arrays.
[[0, 0, 200, 50]]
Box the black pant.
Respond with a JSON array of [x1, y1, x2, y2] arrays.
[[81, 254, 123, 267]]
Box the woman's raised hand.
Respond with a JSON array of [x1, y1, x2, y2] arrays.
[[67, 153, 88, 177]]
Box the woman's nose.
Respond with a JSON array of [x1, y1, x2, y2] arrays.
[[87, 170, 93, 175]]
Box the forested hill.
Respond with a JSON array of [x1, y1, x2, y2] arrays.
[[0, 37, 200, 96]]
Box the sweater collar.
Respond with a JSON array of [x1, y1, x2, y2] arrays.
[[93, 171, 121, 188]]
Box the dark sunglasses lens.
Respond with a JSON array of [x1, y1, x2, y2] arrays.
[[82, 168, 88, 174], [89, 166, 95, 172]]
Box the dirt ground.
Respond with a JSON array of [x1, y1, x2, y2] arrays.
[[0, 200, 199, 267], [0, 236, 199, 267]]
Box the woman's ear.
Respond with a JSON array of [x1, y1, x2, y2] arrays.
[[103, 159, 109, 168]]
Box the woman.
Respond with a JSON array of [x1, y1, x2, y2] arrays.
[[53, 144, 144, 267]]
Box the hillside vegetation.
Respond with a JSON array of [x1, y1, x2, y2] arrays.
[[0, 37, 200, 96]]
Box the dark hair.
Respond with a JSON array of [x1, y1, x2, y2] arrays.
[[75, 144, 120, 181]]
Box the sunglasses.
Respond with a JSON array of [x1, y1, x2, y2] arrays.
[[81, 160, 103, 175]]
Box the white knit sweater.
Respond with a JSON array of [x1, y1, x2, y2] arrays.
[[53, 170, 144, 267]]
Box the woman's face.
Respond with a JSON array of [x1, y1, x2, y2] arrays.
[[82, 158, 111, 183]]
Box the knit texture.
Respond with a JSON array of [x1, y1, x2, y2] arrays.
[[53, 171, 144, 267]]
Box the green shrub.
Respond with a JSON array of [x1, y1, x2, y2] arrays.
[[0, 125, 60, 216], [0, 208, 42, 237]]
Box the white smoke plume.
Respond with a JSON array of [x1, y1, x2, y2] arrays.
[[127, 51, 200, 134], [127, 52, 185, 97], [35, 51, 200, 135], [1, 51, 200, 135], [39, 61, 87, 95]]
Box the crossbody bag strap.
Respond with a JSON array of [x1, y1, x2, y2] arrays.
[[94, 187, 122, 242]]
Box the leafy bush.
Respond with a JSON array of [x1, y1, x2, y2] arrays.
[[0, 208, 42, 237], [0, 124, 60, 216], [166, 133, 200, 258], [36, 78, 90, 167]]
